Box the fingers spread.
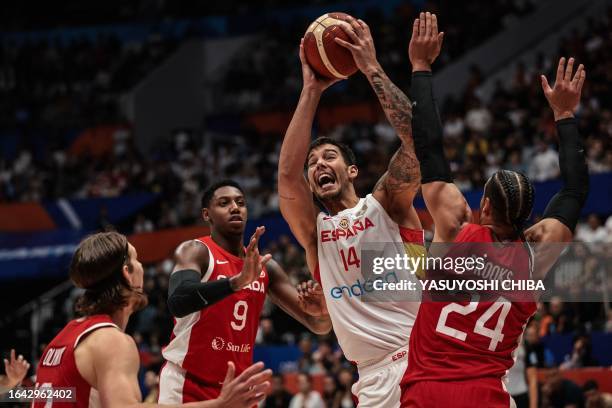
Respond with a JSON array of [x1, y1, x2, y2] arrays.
[[577, 69, 586, 94], [555, 57, 566, 86], [564, 57, 574, 82], [431, 13, 439, 37], [571, 64, 584, 88], [334, 36, 356, 50], [540, 75, 551, 93], [235, 361, 265, 383], [419, 12, 426, 37]]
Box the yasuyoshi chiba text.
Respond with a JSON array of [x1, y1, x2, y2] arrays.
[[373, 279, 545, 291]]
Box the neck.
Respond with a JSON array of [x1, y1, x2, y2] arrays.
[[322, 189, 360, 216], [211, 229, 244, 257], [110, 307, 132, 331], [481, 220, 517, 241]]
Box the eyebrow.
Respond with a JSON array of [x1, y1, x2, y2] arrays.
[[308, 148, 339, 162], [215, 195, 245, 201]]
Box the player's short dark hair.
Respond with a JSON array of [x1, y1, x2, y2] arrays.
[[484, 170, 535, 238], [70, 232, 132, 316], [201, 180, 244, 208], [307, 137, 356, 167]]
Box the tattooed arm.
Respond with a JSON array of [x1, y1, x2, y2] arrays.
[[336, 16, 421, 227]]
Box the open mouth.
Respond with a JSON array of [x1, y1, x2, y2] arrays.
[[317, 172, 336, 189], [229, 215, 243, 223]]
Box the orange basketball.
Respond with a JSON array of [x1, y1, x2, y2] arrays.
[[304, 12, 359, 80]]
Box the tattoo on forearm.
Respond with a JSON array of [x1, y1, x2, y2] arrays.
[[375, 145, 420, 192], [370, 69, 420, 191], [369, 69, 414, 140]]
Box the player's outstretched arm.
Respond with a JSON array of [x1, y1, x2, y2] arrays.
[[79, 328, 271, 408], [336, 16, 421, 226], [168, 228, 271, 317], [267, 260, 331, 335], [525, 57, 588, 276], [278, 40, 338, 271], [408, 12, 471, 242]]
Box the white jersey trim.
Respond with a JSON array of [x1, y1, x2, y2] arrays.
[[74, 322, 119, 348], [194, 240, 215, 282]]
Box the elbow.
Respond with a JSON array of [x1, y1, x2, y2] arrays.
[[278, 166, 298, 184], [167, 296, 189, 319], [310, 318, 332, 335]]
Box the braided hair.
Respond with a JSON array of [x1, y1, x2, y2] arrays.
[[483, 170, 535, 240]]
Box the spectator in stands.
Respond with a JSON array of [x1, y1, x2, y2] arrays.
[[256, 317, 281, 345], [506, 340, 537, 408], [319, 374, 336, 407], [576, 214, 608, 243], [264, 374, 293, 408], [528, 138, 560, 182], [333, 368, 356, 408], [297, 335, 314, 373], [0, 350, 30, 394], [540, 297, 573, 336], [560, 335, 598, 370], [143, 370, 160, 403], [525, 323, 554, 368], [606, 310, 612, 333], [583, 380, 612, 408], [288, 373, 324, 408], [133, 214, 154, 233], [541, 370, 584, 408]]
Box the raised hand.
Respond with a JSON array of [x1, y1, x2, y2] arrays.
[[2, 349, 30, 389], [299, 38, 341, 93], [230, 226, 272, 291], [297, 280, 328, 317], [217, 361, 272, 407], [334, 16, 380, 75], [408, 12, 444, 72], [541, 57, 586, 121]]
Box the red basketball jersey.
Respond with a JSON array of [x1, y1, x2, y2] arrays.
[[162, 235, 268, 390], [403, 223, 537, 385], [32, 315, 119, 408]]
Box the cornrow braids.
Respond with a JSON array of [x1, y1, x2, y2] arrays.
[[485, 170, 535, 240]]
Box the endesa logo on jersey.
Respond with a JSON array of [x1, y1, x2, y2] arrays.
[[320, 217, 375, 242], [330, 271, 398, 299]]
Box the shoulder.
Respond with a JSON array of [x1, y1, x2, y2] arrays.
[[83, 327, 137, 359], [524, 218, 572, 243], [75, 326, 138, 385], [174, 239, 210, 268], [454, 223, 488, 242]]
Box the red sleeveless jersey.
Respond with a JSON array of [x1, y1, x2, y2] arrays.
[[162, 235, 269, 388], [32, 315, 118, 408], [403, 223, 537, 385]]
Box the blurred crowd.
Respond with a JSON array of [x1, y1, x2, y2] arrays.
[[1, 6, 611, 243], [216, 0, 536, 112]]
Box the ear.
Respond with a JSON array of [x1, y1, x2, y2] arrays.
[[122, 264, 133, 284], [481, 197, 491, 217], [347, 165, 358, 181], [202, 208, 210, 223]]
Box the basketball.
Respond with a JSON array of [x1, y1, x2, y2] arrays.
[[304, 12, 359, 79]]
